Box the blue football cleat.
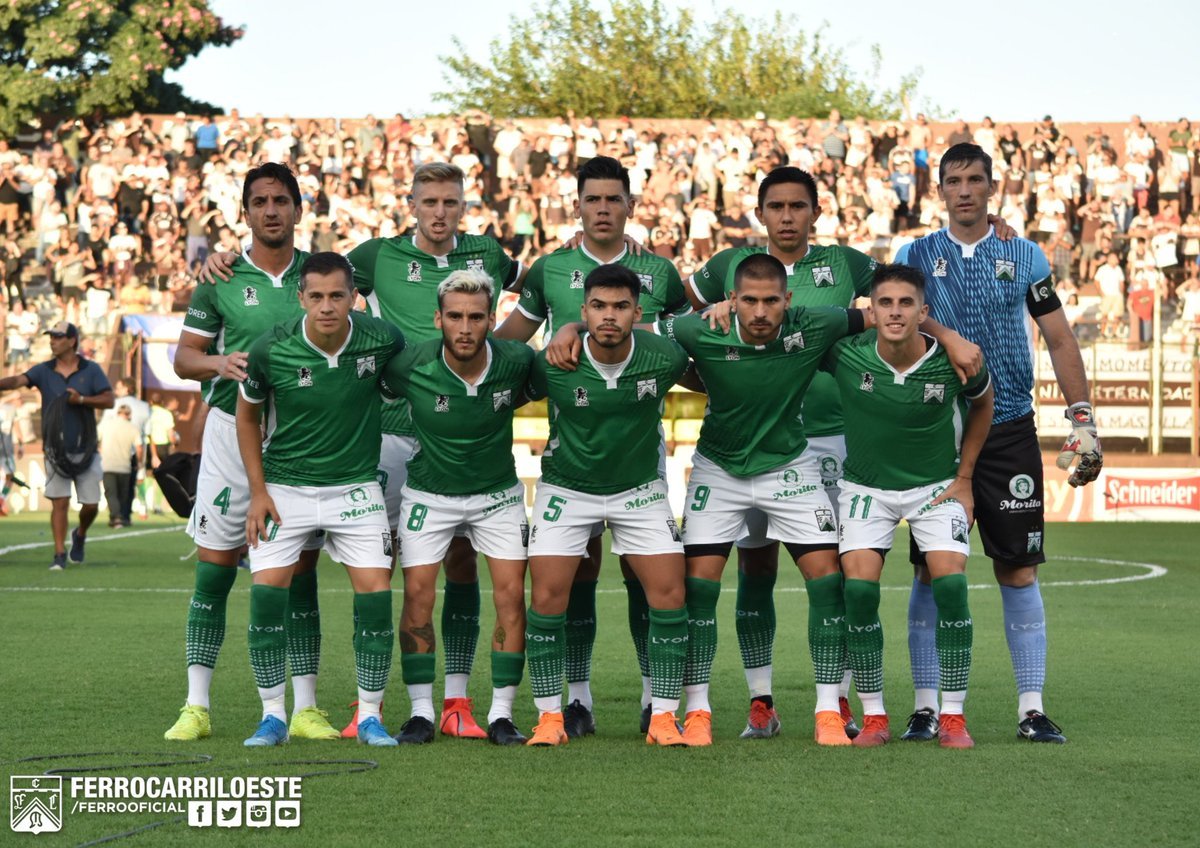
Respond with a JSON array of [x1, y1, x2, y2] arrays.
[[243, 715, 289, 747], [357, 716, 399, 747]]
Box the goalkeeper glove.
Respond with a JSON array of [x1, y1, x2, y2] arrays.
[[1056, 401, 1102, 487]]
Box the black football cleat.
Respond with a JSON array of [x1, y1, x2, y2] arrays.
[[393, 716, 435, 744], [900, 708, 940, 741], [486, 717, 527, 746], [640, 704, 652, 735], [1018, 711, 1067, 743], [562, 699, 596, 738]]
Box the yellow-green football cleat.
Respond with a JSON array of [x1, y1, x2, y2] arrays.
[[164, 704, 211, 741], [289, 707, 341, 740]]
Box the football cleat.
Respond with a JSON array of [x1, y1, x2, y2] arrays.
[[486, 717, 527, 746], [243, 715, 289, 747], [739, 698, 781, 739], [840, 696, 861, 739], [1018, 710, 1067, 744], [562, 699, 596, 738], [289, 707, 340, 741], [439, 697, 487, 739], [393, 716, 435, 744], [900, 708, 940, 741], [341, 699, 384, 739], [640, 704, 652, 734], [813, 710, 852, 746], [357, 716, 399, 747], [69, 528, 86, 563], [49, 552, 67, 571], [852, 714, 891, 748], [526, 712, 568, 747], [646, 712, 688, 747], [164, 704, 211, 741], [681, 709, 713, 747], [938, 713, 975, 749]]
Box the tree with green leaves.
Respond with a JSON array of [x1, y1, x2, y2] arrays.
[[437, 0, 919, 120], [0, 0, 242, 137]]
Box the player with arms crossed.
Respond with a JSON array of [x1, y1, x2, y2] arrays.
[[497, 155, 692, 736], [378, 269, 534, 746], [167, 163, 335, 743], [824, 263, 993, 748], [237, 252, 405, 747], [523, 264, 691, 747], [897, 143, 1101, 743]]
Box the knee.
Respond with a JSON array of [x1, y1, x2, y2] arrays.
[[648, 584, 685, 610]]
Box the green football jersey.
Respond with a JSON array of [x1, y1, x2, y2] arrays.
[[515, 244, 690, 337], [659, 306, 861, 477], [379, 337, 534, 495], [691, 244, 875, 437], [349, 234, 518, 437], [526, 330, 688, 494], [182, 250, 309, 416], [823, 331, 991, 490], [242, 311, 406, 486]]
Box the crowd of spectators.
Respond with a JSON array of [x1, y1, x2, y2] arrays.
[[4, 107, 1200, 374]]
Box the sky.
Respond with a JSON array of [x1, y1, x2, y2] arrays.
[[169, 0, 1196, 122]]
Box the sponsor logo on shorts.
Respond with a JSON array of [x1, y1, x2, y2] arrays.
[[407, 261, 422, 282], [482, 492, 523, 516], [1008, 474, 1035, 499], [814, 508, 836, 532], [624, 490, 666, 511], [811, 265, 834, 287], [636, 379, 657, 400], [529, 524, 538, 543], [356, 355, 375, 378], [999, 498, 1042, 512], [339, 503, 385, 522], [666, 518, 681, 542], [574, 387, 589, 407], [297, 367, 313, 388], [344, 487, 372, 505], [1026, 531, 1043, 553], [933, 257, 948, 277], [923, 383, 945, 404], [197, 515, 208, 534], [774, 467, 817, 500], [435, 394, 450, 413], [492, 389, 512, 411], [783, 331, 805, 352], [995, 259, 1016, 281], [859, 371, 874, 392], [818, 454, 841, 482], [570, 269, 584, 289]]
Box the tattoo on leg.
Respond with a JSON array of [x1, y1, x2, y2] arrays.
[[493, 625, 506, 647], [410, 622, 435, 653]]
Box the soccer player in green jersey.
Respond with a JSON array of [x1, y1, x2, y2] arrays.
[[659, 253, 867, 746], [166, 163, 335, 743], [496, 155, 691, 736], [523, 265, 691, 747], [378, 269, 534, 746], [237, 252, 405, 748], [823, 263, 993, 749]]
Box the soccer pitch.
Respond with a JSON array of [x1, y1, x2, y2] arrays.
[[0, 515, 1193, 847]]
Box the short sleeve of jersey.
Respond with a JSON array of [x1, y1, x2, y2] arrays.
[[656, 313, 701, 354], [384, 321, 406, 357], [821, 336, 850, 373], [525, 352, 548, 401], [661, 263, 691, 314], [516, 257, 548, 321], [182, 282, 222, 338], [963, 360, 991, 399], [379, 341, 414, 401], [1024, 250, 1061, 318], [690, 250, 736, 305], [485, 238, 520, 291], [348, 239, 383, 295], [894, 243, 912, 265], [241, 331, 273, 403], [845, 247, 877, 297]]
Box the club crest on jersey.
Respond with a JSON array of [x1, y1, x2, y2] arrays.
[[724, 346, 740, 361], [814, 508, 836, 532], [243, 286, 259, 306], [574, 387, 589, 407], [859, 371, 874, 392], [407, 261, 422, 282], [638, 273, 654, 294], [811, 265, 834, 287], [466, 258, 484, 272], [952, 516, 968, 544], [435, 394, 450, 413], [297, 367, 313, 387], [570, 269, 584, 289], [923, 382, 945, 404], [492, 389, 512, 411], [783, 331, 805, 352], [636, 379, 657, 400], [995, 258, 1016, 281], [933, 257, 948, 277], [356, 355, 376, 378]]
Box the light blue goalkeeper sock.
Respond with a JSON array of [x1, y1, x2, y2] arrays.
[[1000, 581, 1047, 700], [907, 578, 939, 711]]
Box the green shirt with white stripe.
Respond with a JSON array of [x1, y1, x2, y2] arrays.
[[822, 330, 991, 490], [525, 330, 688, 495], [181, 250, 309, 416], [379, 337, 534, 495], [241, 311, 406, 486]]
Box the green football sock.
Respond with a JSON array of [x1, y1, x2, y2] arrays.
[[186, 561, 237, 668], [564, 579, 597, 684], [248, 584, 288, 690], [933, 573, 973, 694], [441, 580, 480, 677], [286, 570, 321, 677], [683, 577, 721, 686], [648, 607, 688, 701], [525, 610, 566, 700], [491, 650, 525, 688], [400, 653, 436, 685], [735, 569, 776, 671], [805, 572, 847, 685], [354, 591, 394, 694], [624, 578, 651, 678], [843, 578, 883, 694]]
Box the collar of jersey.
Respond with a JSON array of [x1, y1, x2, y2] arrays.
[[301, 315, 352, 366], [579, 242, 627, 266], [873, 331, 938, 385], [772, 242, 810, 276], [582, 331, 635, 386], [241, 248, 296, 287], [410, 234, 457, 268], [944, 225, 995, 259], [732, 315, 776, 349], [440, 339, 493, 396]]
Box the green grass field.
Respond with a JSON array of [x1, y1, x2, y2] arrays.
[[0, 514, 1194, 847]]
